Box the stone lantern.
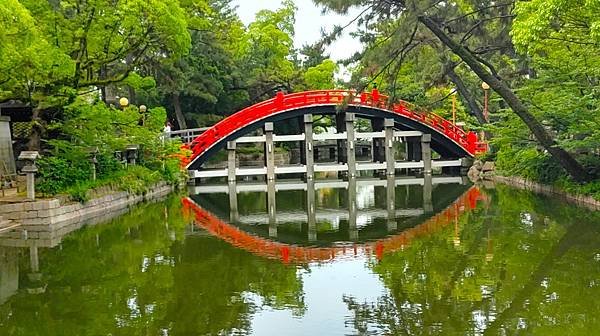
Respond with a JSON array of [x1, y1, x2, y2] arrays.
[[125, 144, 140, 165], [18, 151, 40, 200]]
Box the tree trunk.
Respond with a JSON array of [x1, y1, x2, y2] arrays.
[[172, 93, 187, 130], [418, 15, 591, 183], [27, 107, 43, 151], [444, 62, 487, 124]]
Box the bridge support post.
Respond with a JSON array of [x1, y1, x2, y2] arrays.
[[306, 179, 317, 242], [423, 173, 433, 213], [304, 114, 314, 180], [228, 182, 239, 223], [384, 119, 395, 176], [421, 134, 432, 175], [348, 176, 358, 240], [227, 141, 236, 183], [386, 174, 397, 232], [336, 114, 347, 164], [346, 113, 357, 179], [267, 180, 277, 237], [264, 122, 275, 181]]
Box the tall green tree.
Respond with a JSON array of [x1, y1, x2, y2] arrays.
[[316, 0, 594, 182], [1, 0, 191, 149]]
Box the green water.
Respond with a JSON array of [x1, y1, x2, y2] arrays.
[[1, 182, 600, 335]]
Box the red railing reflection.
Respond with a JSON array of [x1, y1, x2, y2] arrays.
[[181, 187, 487, 264], [185, 90, 487, 168]]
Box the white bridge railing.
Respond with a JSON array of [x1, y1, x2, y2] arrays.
[[168, 127, 209, 145]]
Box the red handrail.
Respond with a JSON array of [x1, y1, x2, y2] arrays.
[[186, 90, 487, 167]]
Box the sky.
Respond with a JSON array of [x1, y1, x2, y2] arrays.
[[232, 0, 364, 77]]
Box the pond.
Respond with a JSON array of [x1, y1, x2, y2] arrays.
[[1, 178, 600, 335]]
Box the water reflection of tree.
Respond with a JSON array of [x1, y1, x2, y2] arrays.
[[0, 196, 304, 336], [343, 186, 600, 335], [165, 236, 305, 335]]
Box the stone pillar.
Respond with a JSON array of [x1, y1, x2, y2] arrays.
[[306, 179, 317, 242], [264, 122, 275, 181], [384, 119, 395, 176], [267, 180, 277, 238], [421, 134, 432, 175], [228, 182, 239, 223], [304, 114, 314, 180], [346, 113, 357, 179], [386, 174, 397, 232], [22, 164, 38, 200], [227, 141, 236, 183], [423, 173, 433, 213], [348, 176, 358, 240], [335, 113, 347, 163], [0, 116, 16, 177], [371, 118, 385, 162]]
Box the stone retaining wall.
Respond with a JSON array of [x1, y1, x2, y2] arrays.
[[0, 182, 174, 241], [494, 175, 600, 211]]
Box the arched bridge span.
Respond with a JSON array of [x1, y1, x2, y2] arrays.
[[186, 90, 487, 170]]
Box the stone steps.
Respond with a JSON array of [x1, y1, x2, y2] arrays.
[[0, 216, 20, 234]]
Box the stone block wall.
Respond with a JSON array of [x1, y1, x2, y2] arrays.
[[0, 182, 174, 241]]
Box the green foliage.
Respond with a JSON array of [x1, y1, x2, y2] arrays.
[[318, 0, 600, 185], [302, 59, 338, 90], [192, 114, 223, 127], [36, 99, 185, 201], [1, 0, 191, 108], [37, 156, 91, 195]]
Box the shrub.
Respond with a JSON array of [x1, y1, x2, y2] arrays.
[[37, 156, 91, 195]]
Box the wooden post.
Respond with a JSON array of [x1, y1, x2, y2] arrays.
[[264, 122, 275, 181], [306, 179, 317, 242], [228, 182, 239, 223], [423, 173, 433, 213], [421, 134, 432, 175], [304, 114, 314, 180], [267, 180, 277, 237], [227, 141, 236, 183], [386, 174, 397, 231], [346, 113, 357, 179], [348, 176, 358, 240], [384, 118, 395, 176]]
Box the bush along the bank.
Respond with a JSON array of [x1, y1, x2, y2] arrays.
[[36, 99, 189, 202], [493, 144, 600, 200]]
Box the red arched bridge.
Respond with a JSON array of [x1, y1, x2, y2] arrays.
[[184, 89, 487, 174]]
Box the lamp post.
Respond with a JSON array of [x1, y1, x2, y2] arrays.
[[481, 82, 490, 122], [119, 97, 129, 110], [139, 105, 147, 125]]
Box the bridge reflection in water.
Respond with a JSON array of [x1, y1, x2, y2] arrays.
[[183, 176, 487, 263]]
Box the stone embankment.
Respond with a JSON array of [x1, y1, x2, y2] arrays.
[[494, 175, 600, 211], [0, 182, 174, 240], [467, 160, 600, 211], [467, 160, 496, 181]]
